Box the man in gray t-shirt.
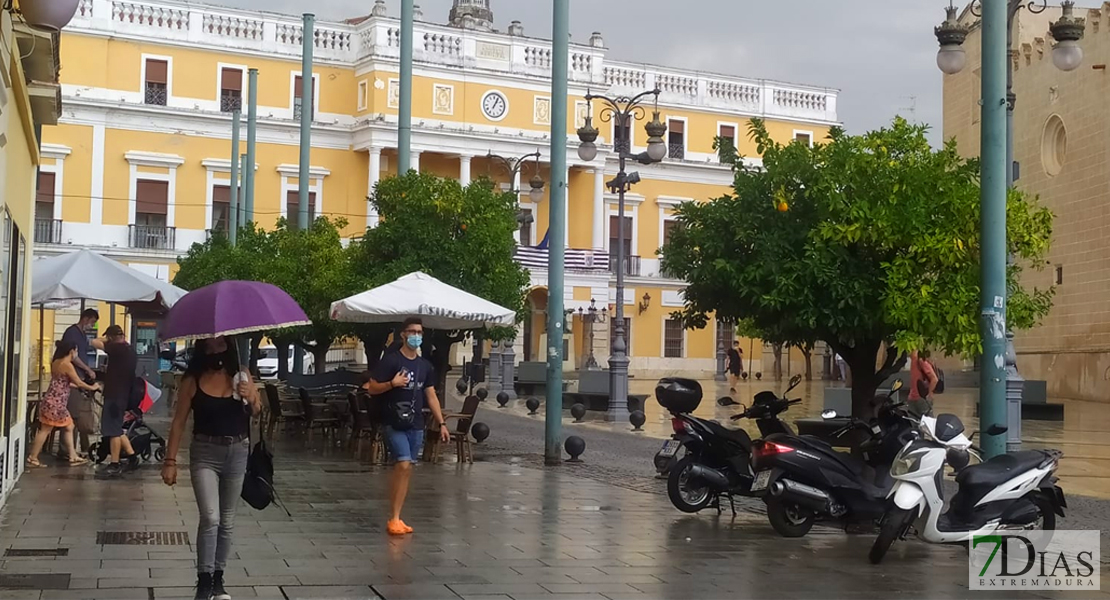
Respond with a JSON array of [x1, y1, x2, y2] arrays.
[[61, 308, 101, 380]]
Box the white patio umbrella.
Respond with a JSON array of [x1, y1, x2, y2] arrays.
[[330, 272, 516, 330], [32, 249, 186, 310]]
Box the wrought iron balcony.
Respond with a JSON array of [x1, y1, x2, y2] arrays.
[[668, 142, 686, 160], [609, 254, 641, 277], [33, 219, 62, 245], [220, 92, 242, 113], [129, 225, 175, 250], [144, 83, 167, 106]]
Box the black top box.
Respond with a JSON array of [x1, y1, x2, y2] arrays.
[[655, 378, 703, 413]]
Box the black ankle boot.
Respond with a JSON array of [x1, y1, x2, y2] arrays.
[[212, 570, 230, 600], [194, 572, 213, 600]]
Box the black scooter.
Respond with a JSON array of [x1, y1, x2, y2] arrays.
[[751, 380, 919, 537], [657, 375, 805, 514]]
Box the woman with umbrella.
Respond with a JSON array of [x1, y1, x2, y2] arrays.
[[157, 281, 308, 600]]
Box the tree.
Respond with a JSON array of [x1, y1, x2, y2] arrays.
[[349, 172, 529, 393], [662, 118, 1054, 417]]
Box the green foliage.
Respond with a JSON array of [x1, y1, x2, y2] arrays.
[[662, 117, 1054, 413]]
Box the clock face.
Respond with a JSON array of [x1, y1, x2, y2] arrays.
[[481, 91, 508, 121]]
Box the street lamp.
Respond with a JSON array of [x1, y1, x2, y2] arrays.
[[935, 0, 1084, 454], [577, 299, 608, 371], [487, 150, 546, 203], [576, 88, 666, 417]]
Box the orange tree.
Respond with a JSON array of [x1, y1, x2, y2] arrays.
[[662, 118, 1054, 417]]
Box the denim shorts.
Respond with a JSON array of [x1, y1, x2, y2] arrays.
[[385, 426, 424, 463]]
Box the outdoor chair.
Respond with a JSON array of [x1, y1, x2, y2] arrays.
[[298, 387, 341, 441], [347, 392, 385, 462], [264, 383, 303, 441], [424, 395, 481, 464]]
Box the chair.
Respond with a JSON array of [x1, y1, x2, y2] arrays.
[[264, 383, 303, 440], [347, 392, 384, 461], [425, 395, 481, 464], [298, 387, 340, 440]]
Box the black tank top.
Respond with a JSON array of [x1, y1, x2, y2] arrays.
[[192, 383, 249, 437]]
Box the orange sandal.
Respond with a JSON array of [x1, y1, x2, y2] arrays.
[[387, 519, 413, 536]]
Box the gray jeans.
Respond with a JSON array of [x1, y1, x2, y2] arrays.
[[190, 437, 248, 573]]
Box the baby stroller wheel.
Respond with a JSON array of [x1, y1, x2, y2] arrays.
[[140, 448, 151, 462], [154, 447, 166, 462], [88, 442, 106, 464]]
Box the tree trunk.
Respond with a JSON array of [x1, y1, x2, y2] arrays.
[[772, 343, 784, 381], [274, 338, 292, 380], [312, 343, 330, 374], [834, 339, 908, 420], [803, 348, 813, 381]]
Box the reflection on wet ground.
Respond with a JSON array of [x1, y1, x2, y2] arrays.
[[505, 379, 1110, 499]]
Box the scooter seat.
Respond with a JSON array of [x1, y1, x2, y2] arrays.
[[956, 451, 1050, 490], [703, 420, 753, 448]]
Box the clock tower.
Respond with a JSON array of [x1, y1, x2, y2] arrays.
[[449, 0, 494, 32]]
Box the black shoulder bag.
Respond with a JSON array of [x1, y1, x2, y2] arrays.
[[241, 412, 291, 516]]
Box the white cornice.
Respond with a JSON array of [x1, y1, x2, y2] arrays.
[[201, 158, 259, 173], [604, 193, 646, 207], [656, 195, 693, 208], [276, 164, 332, 178], [124, 151, 185, 168], [40, 143, 72, 160]]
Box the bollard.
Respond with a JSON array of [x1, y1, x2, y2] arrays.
[[571, 403, 586, 422], [496, 391, 510, 407], [565, 436, 585, 462], [526, 397, 540, 415], [629, 410, 646, 431], [476, 387, 489, 401], [455, 378, 468, 395], [471, 422, 490, 443]]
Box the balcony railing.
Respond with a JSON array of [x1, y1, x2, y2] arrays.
[[33, 219, 62, 244], [144, 82, 167, 106], [129, 225, 175, 250], [220, 92, 242, 113], [514, 246, 609, 272], [668, 142, 686, 160], [609, 255, 641, 277]]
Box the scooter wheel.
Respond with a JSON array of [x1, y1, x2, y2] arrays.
[[766, 498, 816, 538], [667, 457, 714, 513], [869, 507, 913, 564]]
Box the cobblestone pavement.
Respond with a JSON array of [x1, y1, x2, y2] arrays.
[[0, 397, 1105, 600]]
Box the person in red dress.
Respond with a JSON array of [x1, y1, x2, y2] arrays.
[[27, 341, 100, 467]]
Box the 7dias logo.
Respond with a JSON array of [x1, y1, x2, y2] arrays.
[[970, 530, 1099, 590]]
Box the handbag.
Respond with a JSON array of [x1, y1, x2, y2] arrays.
[[241, 418, 290, 515], [387, 370, 419, 431]]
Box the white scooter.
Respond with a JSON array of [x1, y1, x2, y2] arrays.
[[868, 414, 1066, 564]]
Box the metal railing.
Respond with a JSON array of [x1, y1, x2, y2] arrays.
[[33, 219, 61, 244], [609, 255, 641, 277], [144, 83, 167, 106], [668, 142, 686, 160], [220, 92, 242, 113], [129, 224, 175, 250]]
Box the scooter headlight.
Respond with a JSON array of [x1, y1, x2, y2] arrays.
[[892, 454, 922, 477]]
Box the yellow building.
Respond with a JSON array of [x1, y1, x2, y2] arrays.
[[41, 0, 839, 377], [1, 0, 65, 500], [943, 4, 1108, 403]]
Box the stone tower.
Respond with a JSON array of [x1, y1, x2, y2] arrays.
[[449, 0, 494, 31]]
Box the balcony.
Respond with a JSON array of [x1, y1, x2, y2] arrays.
[[220, 92, 242, 113], [129, 225, 175, 250], [668, 143, 686, 160], [609, 255, 641, 277], [144, 82, 167, 106], [514, 246, 609, 273], [33, 219, 62, 244]]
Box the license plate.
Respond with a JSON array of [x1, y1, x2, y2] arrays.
[[658, 440, 681, 458], [751, 469, 772, 492]]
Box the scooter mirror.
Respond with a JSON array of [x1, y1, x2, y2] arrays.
[[821, 409, 838, 420], [786, 374, 803, 392], [890, 379, 903, 393], [986, 424, 1009, 436]]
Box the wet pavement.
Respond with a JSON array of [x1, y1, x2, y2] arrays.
[[0, 385, 1106, 600]]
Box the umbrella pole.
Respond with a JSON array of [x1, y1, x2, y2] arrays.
[[37, 304, 44, 401]]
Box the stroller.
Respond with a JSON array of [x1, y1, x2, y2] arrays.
[[89, 377, 167, 464]]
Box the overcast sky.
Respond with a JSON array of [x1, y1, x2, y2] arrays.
[[212, 0, 946, 142]]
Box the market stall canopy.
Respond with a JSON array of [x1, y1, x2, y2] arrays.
[[330, 272, 516, 331], [31, 249, 186, 311]]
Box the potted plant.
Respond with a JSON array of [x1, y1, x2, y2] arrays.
[[18, 0, 81, 32]]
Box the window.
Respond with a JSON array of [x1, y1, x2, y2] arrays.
[[662, 219, 680, 249], [34, 172, 58, 244], [609, 317, 631, 355], [794, 131, 813, 147], [212, 185, 231, 235], [664, 319, 685, 358], [0, 213, 9, 434], [132, 180, 171, 249], [286, 191, 317, 229], [144, 58, 168, 106], [1055, 265, 1064, 285], [718, 124, 736, 145], [613, 120, 631, 154], [716, 320, 735, 352], [294, 75, 316, 120], [609, 215, 633, 257], [220, 67, 242, 113], [357, 80, 369, 111], [519, 207, 533, 246], [668, 119, 685, 159]]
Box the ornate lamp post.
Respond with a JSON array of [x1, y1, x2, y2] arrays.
[[935, 0, 1084, 454], [486, 151, 546, 399], [577, 299, 608, 371], [577, 88, 667, 416]]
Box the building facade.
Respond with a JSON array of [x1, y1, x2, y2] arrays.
[[40, 0, 839, 377], [2, 1, 65, 502], [943, 4, 1108, 402]]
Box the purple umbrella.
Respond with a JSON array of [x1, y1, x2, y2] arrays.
[[160, 280, 310, 342]]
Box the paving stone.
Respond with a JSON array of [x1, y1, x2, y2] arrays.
[[371, 583, 458, 599], [282, 586, 375, 600]]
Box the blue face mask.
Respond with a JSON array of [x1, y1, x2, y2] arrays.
[[406, 334, 423, 349]]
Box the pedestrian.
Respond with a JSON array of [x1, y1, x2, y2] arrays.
[[835, 353, 851, 386], [726, 341, 743, 392], [62, 308, 100, 381], [161, 336, 261, 600], [365, 317, 450, 536], [99, 325, 139, 477], [908, 350, 939, 413], [26, 341, 98, 467]]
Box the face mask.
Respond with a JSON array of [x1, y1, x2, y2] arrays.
[[406, 335, 423, 350], [205, 352, 227, 371]]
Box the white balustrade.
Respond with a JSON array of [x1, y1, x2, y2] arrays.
[[112, 1, 188, 30], [203, 14, 263, 41], [78, 0, 94, 18]]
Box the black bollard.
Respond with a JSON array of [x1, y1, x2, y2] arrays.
[[570, 403, 587, 423], [476, 387, 489, 401], [471, 422, 490, 443], [455, 378, 468, 395], [741, 371, 749, 381], [629, 410, 646, 431], [525, 397, 540, 415], [755, 372, 763, 381], [496, 391, 510, 407], [565, 436, 585, 462]]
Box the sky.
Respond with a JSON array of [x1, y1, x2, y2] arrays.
[[212, 0, 947, 143]]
